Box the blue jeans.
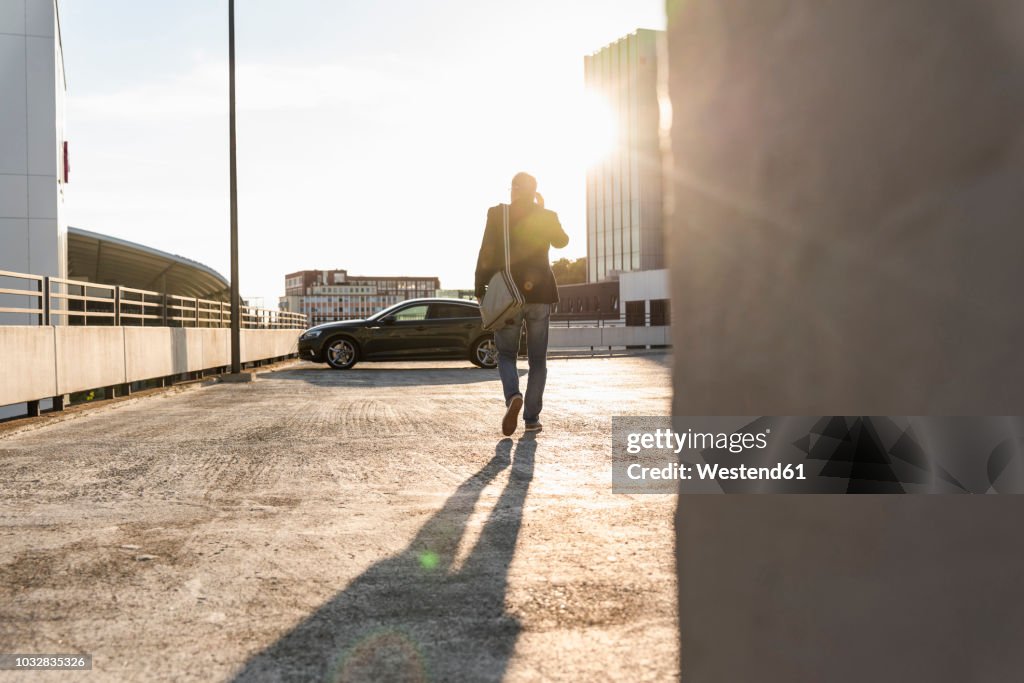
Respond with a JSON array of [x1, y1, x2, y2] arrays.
[[494, 303, 550, 424]]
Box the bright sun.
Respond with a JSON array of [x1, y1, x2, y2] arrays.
[[571, 89, 619, 167], [478, 85, 620, 209], [510, 88, 619, 191]]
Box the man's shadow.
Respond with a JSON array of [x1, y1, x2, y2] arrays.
[[231, 437, 537, 682]]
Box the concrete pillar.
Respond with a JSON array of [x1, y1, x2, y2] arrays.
[[666, 1, 1024, 680]]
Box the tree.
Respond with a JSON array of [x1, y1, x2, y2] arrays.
[[551, 257, 587, 285]]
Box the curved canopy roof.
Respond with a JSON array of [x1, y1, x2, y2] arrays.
[[67, 227, 229, 301]]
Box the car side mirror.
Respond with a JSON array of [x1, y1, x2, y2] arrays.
[[380, 315, 396, 325]]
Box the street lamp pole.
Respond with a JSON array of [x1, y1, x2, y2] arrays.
[[228, 0, 241, 374]]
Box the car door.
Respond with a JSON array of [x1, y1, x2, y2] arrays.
[[362, 303, 433, 359], [426, 302, 482, 357]]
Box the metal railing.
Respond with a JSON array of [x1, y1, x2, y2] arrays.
[[0, 271, 45, 320], [0, 269, 306, 329]]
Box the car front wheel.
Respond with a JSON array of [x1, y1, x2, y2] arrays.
[[325, 337, 359, 370], [470, 335, 498, 369]]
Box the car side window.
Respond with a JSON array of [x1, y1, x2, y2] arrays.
[[393, 304, 429, 321], [428, 303, 479, 319]]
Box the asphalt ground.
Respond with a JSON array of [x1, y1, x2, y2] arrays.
[[0, 355, 676, 682]]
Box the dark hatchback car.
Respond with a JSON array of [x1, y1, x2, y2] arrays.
[[297, 298, 499, 370]]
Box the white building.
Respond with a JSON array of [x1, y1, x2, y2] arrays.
[[619, 268, 669, 325], [0, 0, 68, 324]]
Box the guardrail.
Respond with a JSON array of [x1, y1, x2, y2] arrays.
[[0, 269, 306, 329]]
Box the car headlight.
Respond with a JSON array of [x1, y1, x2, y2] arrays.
[[300, 329, 323, 341]]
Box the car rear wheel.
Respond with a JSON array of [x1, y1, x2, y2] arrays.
[[470, 335, 498, 369], [325, 337, 359, 370]]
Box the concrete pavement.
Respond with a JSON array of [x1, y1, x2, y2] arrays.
[[0, 356, 676, 682]]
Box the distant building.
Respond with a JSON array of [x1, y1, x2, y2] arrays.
[[585, 28, 665, 283], [280, 269, 440, 325]]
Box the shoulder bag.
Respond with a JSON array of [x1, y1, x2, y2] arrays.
[[480, 204, 524, 331]]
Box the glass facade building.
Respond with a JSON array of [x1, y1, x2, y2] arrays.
[[585, 29, 665, 283]]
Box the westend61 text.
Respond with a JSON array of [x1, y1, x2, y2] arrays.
[[627, 462, 806, 482]]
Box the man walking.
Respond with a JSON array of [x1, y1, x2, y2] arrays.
[[475, 172, 569, 436]]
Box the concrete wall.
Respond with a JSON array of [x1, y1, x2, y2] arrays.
[[666, 1, 1024, 680], [0, 327, 298, 406], [548, 325, 669, 349], [54, 326, 126, 395], [618, 268, 669, 303], [0, 0, 67, 325], [0, 326, 56, 402], [123, 328, 197, 379], [198, 328, 229, 369]]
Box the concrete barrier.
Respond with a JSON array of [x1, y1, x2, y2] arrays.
[[124, 327, 188, 379], [0, 327, 57, 405], [195, 328, 227, 371], [0, 326, 302, 408], [241, 329, 297, 363], [548, 325, 670, 349], [55, 326, 127, 395]]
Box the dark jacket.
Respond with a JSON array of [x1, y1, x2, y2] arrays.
[[474, 201, 569, 304]]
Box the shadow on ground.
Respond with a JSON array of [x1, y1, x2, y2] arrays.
[[262, 363, 526, 388], [230, 437, 536, 682]]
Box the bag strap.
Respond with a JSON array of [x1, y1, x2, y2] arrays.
[[501, 204, 524, 305]]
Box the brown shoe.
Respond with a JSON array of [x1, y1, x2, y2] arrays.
[[502, 395, 523, 436]]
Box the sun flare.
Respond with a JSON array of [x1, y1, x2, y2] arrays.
[[572, 89, 619, 167], [503, 87, 619, 198]]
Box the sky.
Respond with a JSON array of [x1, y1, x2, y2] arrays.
[[59, 0, 666, 306]]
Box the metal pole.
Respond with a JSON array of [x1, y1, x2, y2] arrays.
[[41, 276, 50, 325], [228, 0, 241, 373]]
